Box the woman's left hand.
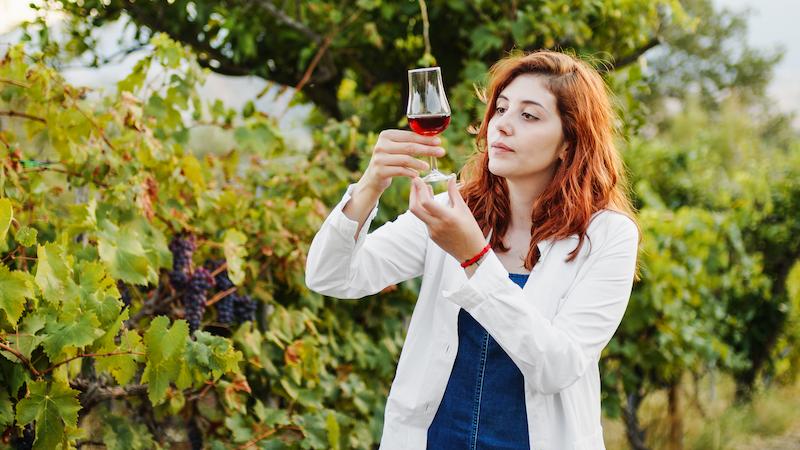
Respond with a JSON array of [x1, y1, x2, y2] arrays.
[[409, 176, 488, 263]]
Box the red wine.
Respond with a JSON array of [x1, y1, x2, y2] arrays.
[[408, 114, 451, 136]]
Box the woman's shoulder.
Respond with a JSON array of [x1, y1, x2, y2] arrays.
[[587, 208, 639, 242]]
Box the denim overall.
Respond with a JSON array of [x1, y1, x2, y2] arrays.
[[427, 273, 531, 449]]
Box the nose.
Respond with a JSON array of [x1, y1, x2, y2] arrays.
[[493, 111, 512, 135]]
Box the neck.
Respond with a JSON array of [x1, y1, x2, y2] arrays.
[[504, 169, 555, 231]]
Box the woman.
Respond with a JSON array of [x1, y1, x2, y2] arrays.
[[306, 50, 641, 450]]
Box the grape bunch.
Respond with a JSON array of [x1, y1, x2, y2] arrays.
[[233, 294, 257, 323], [168, 234, 196, 290], [117, 280, 132, 307], [205, 259, 235, 324], [184, 267, 214, 334], [205, 259, 234, 290], [203, 259, 257, 326], [11, 424, 34, 450], [187, 419, 203, 450]]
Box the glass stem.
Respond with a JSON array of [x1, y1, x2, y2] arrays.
[[429, 155, 438, 173]]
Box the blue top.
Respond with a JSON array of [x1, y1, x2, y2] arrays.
[[427, 273, 531, 449]]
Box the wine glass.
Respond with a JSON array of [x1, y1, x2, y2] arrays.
[[406, 66, 455, 183]]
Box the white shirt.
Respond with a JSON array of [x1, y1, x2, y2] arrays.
[[305, 183, 639, 450]]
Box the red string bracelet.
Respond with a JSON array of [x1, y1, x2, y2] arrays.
[[461, 243, 491, 268]]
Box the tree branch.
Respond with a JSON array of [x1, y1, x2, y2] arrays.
[[70, 377, 149, 412], [43, 350, 146, 375], [206, 286, 237, 307], [0, 78, 30, 88], [0, 110, 46, 123], [251, 0, 322, 43], [0, 340, 41, 378], [604, 36, 662, 72], [418, 0, 432, 57]]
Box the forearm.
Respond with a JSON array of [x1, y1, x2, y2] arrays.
[[342, 180, 382, 241]]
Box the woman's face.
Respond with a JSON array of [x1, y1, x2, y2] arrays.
[[486, 74, 568, 182]]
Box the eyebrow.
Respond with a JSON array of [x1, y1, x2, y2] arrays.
[[497, 95, 548, 114]]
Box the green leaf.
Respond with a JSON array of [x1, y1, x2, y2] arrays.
[[0, 394, 12, 427], [0, 198, 11, 242], [326, 411, 341, 450], [186, 331, 243, 379], [223, 229, 248, 286], [0, 263, 35, 325], [42, 313, 100, 361], [97, 220, 158, 286], [103, 414, 155, 450], [1, 313, 45, 362], [94, 310, 145, 385], [181, 154, 206, 193], [34, 242, 74, 306], [14, 225, 38, 247], [76, 260, 122, 326], [141, 316, 189, 405], [15, 380, 80, 450]]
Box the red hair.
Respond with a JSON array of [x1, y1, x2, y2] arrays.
[[459, 50, 640, 271]]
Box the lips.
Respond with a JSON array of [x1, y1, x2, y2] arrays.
[[490, 142, 515, 152]]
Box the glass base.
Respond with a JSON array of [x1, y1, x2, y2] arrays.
[[421, 170, 456, 184]]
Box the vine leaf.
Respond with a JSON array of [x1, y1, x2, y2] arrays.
[[34, 242, 75, 306], [15, 226, 38, 247], [94, 309, 145, 385], [97, 220, 158, 286], [0, 394, 12, 426], [42, 314, 100, 362], [141, 316, 189, 405], [76, 260, 123, 326], [0, 263, 35, 325], [0, 198, 11, 242], [223, 229, 247, 286], [15, 380, 80, 450]]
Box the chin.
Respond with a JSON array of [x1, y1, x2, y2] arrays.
[[488, 160, 513, 178]]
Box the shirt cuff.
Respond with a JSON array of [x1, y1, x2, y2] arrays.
[[325, 183, 379, 250], [441, 250, 512, 311]]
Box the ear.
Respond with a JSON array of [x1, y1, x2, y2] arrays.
[[558, 141, 569, 161]]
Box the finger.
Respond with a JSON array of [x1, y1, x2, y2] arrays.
[[380, 153, 430, 172], [413, 180, 448, 218], [447, 176, 464, 206], [382, 129, 441, 146], [409, 178, 436, 223], [381, 140, 445, 158], [377, 166, 419, 179]]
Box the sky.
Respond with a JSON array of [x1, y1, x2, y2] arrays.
[[1, 0, 798, 127], [713, 0, 800, 124]]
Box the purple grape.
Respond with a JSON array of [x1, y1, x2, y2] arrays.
[[12, 424, 34, 450], [184, 267, 215, 334], [169, 234, 196, 290], [187, 418, 203, 450], [205, 259, 237, 324], [117, 280, 132, 307], [233, 294, 257, 324]]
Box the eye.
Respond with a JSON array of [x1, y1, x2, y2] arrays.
[[522, 112, 539, 121], [495, 106, 507, 114]]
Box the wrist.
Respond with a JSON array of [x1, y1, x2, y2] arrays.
[[460, 242, 491, 268], [355, 178, 384, 199], [355, 178, 383, 197]]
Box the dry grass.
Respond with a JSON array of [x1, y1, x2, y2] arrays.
[[603, 372, 800, 450]]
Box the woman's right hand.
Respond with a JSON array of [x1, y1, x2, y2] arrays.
[[358, 129, 446, 194]]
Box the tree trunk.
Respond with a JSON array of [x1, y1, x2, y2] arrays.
[[667, 381, 684, 450], [622, 391, 650, 450]]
